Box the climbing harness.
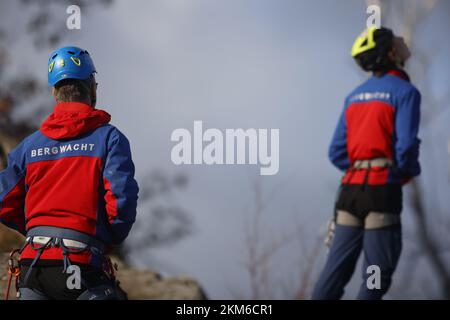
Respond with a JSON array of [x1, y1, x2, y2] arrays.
[[3, 226, 123, 300], [337, 157, 399, 229], [323, 157, 398, 246], [341, 157, 392, 188], [20, 226, 105, 289]]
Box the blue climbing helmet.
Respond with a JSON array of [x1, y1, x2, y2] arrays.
[[47, 46, 96, 86]]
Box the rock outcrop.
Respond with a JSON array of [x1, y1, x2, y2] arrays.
[[113, 256, 207, 300]]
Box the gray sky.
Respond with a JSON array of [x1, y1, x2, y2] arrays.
[[5, 0, 450, 299]]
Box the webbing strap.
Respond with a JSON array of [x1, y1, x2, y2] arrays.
[[353, 158, 393, 169], [21, 246, 46, 288], [60, 245, 89, 292], [336, 210, 401, 229], [344, 157, 392, 188], [27, 226, 105, 252]]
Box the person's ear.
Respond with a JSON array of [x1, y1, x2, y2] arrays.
[[389, 37, 411, 68], [388, 46, 397, 63]]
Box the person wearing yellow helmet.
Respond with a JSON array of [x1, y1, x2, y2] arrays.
[[351, 27, 410, 73], [312, 27, 421, 300]]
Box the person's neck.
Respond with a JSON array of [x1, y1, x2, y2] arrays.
[[373, 71, 385, 77], [57, 99, 92, 107], [373, 65, 405, 78]]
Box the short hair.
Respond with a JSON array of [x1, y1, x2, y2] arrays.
[[53, 75, 94, 103]]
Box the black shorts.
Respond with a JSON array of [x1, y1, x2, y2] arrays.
[[19, 263, 117, 300], [335, 183, 403, 220]]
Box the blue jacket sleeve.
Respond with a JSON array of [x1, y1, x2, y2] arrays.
[[103, 128, 139, 244], [395, 87, 421, 179], [329, 104, 350, 171], [0, 142, 27, 235]]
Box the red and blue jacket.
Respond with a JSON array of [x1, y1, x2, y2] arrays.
[[329, 70, 421, 185], [0, 102, 139, 265]]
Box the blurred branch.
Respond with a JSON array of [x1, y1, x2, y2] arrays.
[[293, 231, 322, 299], [243, 180, 296, 299], [409, 180, 450, 298], [117, 170, 193, 262], [379, 0, 450, 299], [238, 178, 321, 300]]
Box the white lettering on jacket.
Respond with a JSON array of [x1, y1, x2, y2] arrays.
[[30, 143, 95, 158]]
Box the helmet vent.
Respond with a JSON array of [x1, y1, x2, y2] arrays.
[[67, 51, 75, 54], [52, 53, 58, 59]]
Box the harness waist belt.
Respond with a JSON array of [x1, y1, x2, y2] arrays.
[[353, 158, 393, 169], [26, 226, 105, 252], [27, 236, 88, 250]]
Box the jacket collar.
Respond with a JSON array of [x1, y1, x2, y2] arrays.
[[40, 102, 111, 140], [386, 69, 410, 82], [52, 102, 94, 114]]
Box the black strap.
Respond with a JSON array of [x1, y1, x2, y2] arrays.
[[361, 162, 372, 191], [21, 244, 48, 288]]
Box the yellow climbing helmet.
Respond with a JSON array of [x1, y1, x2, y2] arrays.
[[351, 27, 378, 57], [351, 27, 395, 71]]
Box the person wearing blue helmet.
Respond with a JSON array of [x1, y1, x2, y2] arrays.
[[48, 46, 98, 107], [0, 46, 139, 300]]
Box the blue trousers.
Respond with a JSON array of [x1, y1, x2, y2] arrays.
[[312, 224, 402, 300]]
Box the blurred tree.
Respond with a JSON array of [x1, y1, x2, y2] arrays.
[[232, 178, 321, 299], [137, 170, 191, 248], [116, 170, 194, 262], [367, 0, 450, 299]]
